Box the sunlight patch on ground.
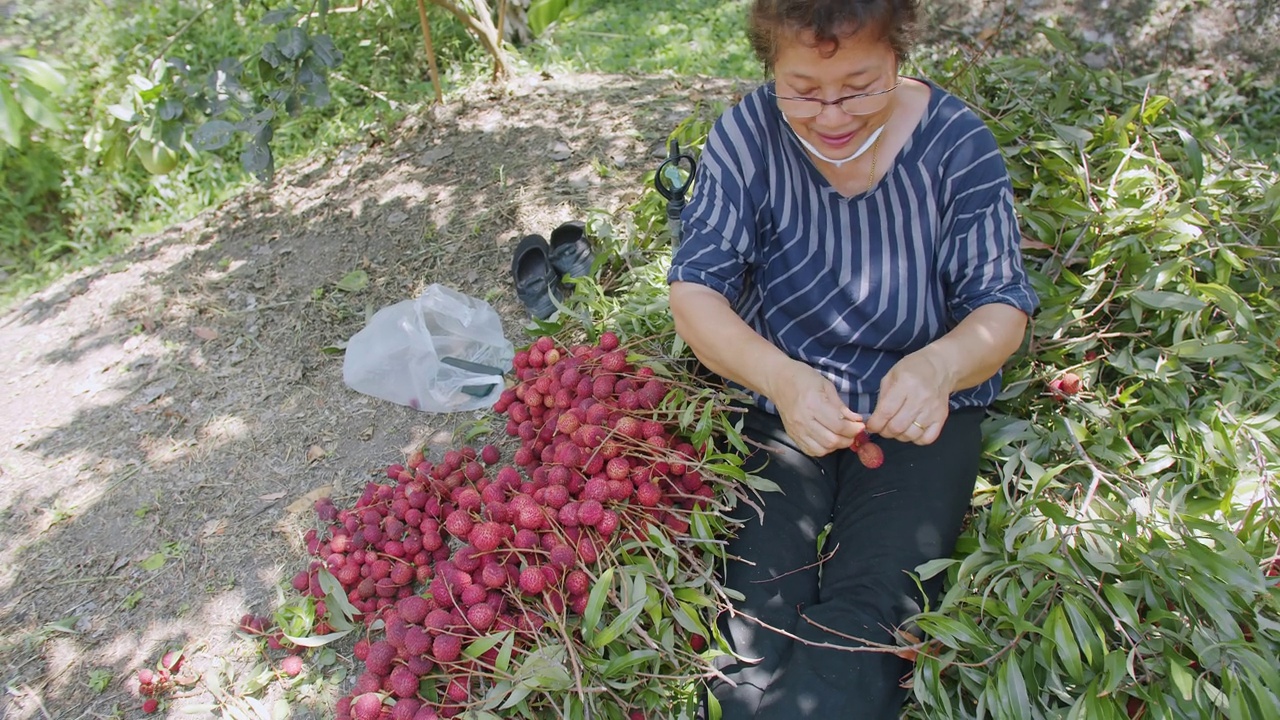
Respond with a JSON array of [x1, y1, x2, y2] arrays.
[[196, 415, 250, 445]]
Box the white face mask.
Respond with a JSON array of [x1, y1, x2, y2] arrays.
[[782, 113, 886, 168]]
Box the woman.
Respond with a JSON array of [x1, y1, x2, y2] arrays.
[[667, 1, 1039, 717]]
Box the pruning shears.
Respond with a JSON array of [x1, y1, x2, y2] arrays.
[[654, 139, 697, 257]]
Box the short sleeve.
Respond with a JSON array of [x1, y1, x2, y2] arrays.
[[936, 124, 1040, 322], [666, 116, 761, 306]]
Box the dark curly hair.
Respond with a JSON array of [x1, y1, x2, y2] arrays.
[[749, 0, 919, 72]]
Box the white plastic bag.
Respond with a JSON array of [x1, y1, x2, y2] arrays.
[[342, 284, 513, 412]]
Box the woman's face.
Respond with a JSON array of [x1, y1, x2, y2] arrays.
[[772, 25, 899, 162]]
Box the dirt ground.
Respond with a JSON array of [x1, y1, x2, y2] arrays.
[[0, 2, 1275, 718], [0, 70, 750, 719]]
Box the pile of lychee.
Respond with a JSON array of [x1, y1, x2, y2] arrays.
[[292, 332, 724, 720], [133, 650, 186, 714]]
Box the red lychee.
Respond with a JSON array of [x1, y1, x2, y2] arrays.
[[281, 655, 304, 677], [519, 566, 547, 595], [352, 692, 383, 720], [389, 665, 418, 698], [856, 442, 885, 469], [635, 482, 662, 506], [433, 633, 462, 663], [469, 522, 504, 553], [1059, 372, 1082, 395], [142, 698, 159, 714], [466, 603, 497, 632]]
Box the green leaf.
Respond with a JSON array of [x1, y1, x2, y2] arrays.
[[311, 34, 343, 68], [738, 472, 782, 494], [1169, 656, 1195, 701], [335, 269, 369, 293], [141, 552, 166, 571], [317, 568, 359, 625], [494, 631, 515, 674], [1052, 123, 1093, 149], [1167, 340, 1249, 361], [0, 83, 24, 146], [463, 631, 508, 660], [602, 648, 658, 677], [1174, 127, 1204, 188], [1048, 605, 1084, 682], [581, 567, 613, 642], [8, 56, 68, 95], [192, 119, 236, 151], [262, 7, 298, 25], [1131, 290, 1206, 312], [280, 628, 350, 647], [1001, 659, 1032, 720], [914, 557, 958, 581], [276, 28, 309, 60], [590, 594, 647, 649]]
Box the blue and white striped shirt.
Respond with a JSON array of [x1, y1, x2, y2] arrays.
[[667, 78, 1039, 416]]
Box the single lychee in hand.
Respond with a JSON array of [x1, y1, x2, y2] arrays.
[[855, 441, 884, 469]]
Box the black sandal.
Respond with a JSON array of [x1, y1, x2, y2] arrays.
[[510, 234, 563, 320], [547, 220, 595, 278]]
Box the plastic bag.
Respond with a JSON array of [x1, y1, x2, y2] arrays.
[[342, 284, 513, 412]]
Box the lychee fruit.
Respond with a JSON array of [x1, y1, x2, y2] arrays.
[[142, 698, 159, 714], [856, 442, 884, 469], [1059, 372, 1082, 395], [389, 665, 418, 698], [433, 633, 462, 663], [519, 566, 547, 595], [469, 522, 504, 553], [281, 655, 304, 677], [352, 692, 383, 720]]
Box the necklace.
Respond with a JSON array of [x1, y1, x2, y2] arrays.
[[867, 130, 883, 193]]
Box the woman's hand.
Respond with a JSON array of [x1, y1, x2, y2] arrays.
[[866, 348, 954, 445], [772, 360, 866, 457]]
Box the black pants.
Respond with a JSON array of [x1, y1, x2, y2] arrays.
[[711, 406, 984, 719]]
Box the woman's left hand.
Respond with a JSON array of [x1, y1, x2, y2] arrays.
[[865, 348, 954, 445]]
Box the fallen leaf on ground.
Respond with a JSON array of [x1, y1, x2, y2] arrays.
[[193, 326, 219, 340], [306, 445, 327, 463], [286, 486, 333, 514]]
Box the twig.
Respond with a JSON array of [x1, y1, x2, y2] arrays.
[[729, 606, 909, 655], [1065, 427, 1114, 522], [329, 71, 402, 110], [939, 3, 1013, 91], [1061, 551, 1142, 647], [493, 0, 508, 81], [151, 3, 215, 66], [415, 0, 444, 103], [749, 543, 839, 584]]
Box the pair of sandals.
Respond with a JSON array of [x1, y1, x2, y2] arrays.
[[510, 221, 595, 320]]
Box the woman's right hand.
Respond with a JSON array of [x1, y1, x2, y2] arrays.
[[770, 361, 865, 457]]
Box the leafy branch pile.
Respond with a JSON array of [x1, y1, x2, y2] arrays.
[[896, 30, 1280, 719], [280, 324, 758, 719]]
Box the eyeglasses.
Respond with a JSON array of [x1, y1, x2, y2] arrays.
[[771, 79, 903, 118]]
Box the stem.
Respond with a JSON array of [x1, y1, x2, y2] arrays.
[[429, 0, 509, 78], [493, 0, 508, 81], [415, 0, 444, 103], [151, 3, 214, 66]]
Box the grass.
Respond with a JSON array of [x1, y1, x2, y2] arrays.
[[523, 0, 760, 79]]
